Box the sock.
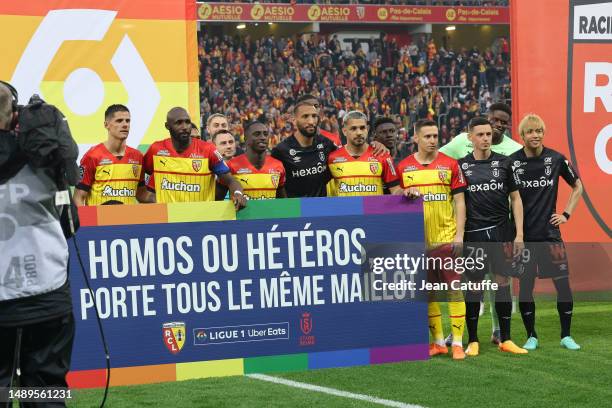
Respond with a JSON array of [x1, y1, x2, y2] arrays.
[[488, 287, 500, 332], [495, 284, 513, 342], [448, 291, 465, 346], [428, 301, 444, 345], [519, 266, 537, 338], [519, 301, 537, 339], [554, 277, 573, 338], [465, 290, 482, 343]]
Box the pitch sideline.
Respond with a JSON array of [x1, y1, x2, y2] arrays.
[[247, 373, 427, 408]]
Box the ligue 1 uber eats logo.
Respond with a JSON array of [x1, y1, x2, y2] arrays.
[[10, 9, 160, 148], [568, 0, 612, 237]]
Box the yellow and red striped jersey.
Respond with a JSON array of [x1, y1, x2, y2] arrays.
[[396, 152, 466, 247], [78, 143, 144, 205], [227, 154, 285, 200], [328, 146, 399, 196], [143, 138, 229, 203]]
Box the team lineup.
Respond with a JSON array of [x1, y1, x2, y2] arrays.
[[73, 95, 584, 359]]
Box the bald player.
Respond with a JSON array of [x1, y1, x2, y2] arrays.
[[141, 107, 246, 209]]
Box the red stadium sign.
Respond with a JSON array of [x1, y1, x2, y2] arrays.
[[196, 2, 509, 24], [568, 0, 612, 237]]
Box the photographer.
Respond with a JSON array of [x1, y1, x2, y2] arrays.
[[0, 81, 77, 406]]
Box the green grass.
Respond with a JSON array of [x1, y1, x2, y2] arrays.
[[68, 301, 612, 408]]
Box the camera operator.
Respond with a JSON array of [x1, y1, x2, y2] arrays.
[[0, 81, 76, 406]]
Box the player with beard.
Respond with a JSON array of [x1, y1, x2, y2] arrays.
[[272, 95, 387, 197], [142, 107, 246, 208], [459, 117, 527, 356], [217, 121, 286, 200], [328, 111, 400, 196], [510, 114, 583, 351], [441, 102, 521, 345]]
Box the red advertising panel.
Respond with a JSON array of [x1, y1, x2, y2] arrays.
[[196, 3, 509, 24]]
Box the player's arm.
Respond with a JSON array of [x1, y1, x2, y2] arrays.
[[217, 173, 246, 210], [216, 181, 229, 201], [551, 158, 583, 226], [452, 192, 466, 256], [509, 190, 524, 254], [451, 159, 467, 256], [276, 186, 288, 198], [73, 188, 89, 206], [137, 185, 155, 203], [73, 156, 95, 206], [370, 140, 389, 156], [380, 155, 401, 195]]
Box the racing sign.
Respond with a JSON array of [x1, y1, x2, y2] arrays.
[[568, 0, 612, 237]]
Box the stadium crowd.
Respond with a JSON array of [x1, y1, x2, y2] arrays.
[[198, 30, 511, 161]]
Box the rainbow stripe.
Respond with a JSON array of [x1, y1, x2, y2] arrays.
[[69, 196, 427, 388]]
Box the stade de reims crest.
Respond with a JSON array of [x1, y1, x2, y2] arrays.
[[568, 0, 612, 237]]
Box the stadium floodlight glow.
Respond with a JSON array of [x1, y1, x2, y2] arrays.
[[268, 22, 273, 26], [237, 24, 246, 29], [446, 26, 456, 31]]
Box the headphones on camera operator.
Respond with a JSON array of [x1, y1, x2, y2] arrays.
[[0, 80, 19, 130]]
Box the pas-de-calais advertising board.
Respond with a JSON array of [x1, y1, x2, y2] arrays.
[[67, 196, 428, 388]]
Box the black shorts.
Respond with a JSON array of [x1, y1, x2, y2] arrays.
[[523, 239, 569, 279], [463, 221, 521, 280]]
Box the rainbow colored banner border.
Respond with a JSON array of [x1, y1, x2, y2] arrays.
[[68, 196, 428, 388]]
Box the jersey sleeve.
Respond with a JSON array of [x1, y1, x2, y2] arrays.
[[209, 147, 230, 175], [381, 155, 400, 187], [506, 160, 520, 192], [278, 163, 286, 187], [450, 159, 467, 194], [143, 145, 155, 191], [559, 156, 579, 186], [271, 145, 282, 161], [439, 133, 466, 159], [77, 152, 96, 191]]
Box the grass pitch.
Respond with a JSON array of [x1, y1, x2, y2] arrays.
[[68, 300, 612, 408]]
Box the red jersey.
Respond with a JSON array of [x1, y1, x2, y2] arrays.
[[78, 143, 144, 205], [319, 129, 342, 148], [227, 154, 285, 200], [143, 138, 229, 203], [328, 146, 399, 196]]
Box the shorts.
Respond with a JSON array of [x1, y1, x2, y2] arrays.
[[463, 221, 522, 280], [426, 243, 462, 285], [523, 239, 569, 279]]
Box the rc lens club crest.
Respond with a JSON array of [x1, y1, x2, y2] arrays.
[[163, 322, 186, 354]]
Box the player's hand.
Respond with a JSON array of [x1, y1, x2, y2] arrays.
[[550, 213, 567, 226], [232, 190, 247, 211], [403, 187, 421, 199], [513, 237, 525, 258], [370, 140, 389, 156], [452, 235, 463, 258]]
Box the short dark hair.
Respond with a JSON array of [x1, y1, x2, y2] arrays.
[[468, 116, 491, 132], [244, 120, 266, 135], [414, 119, 437, 134], [374, 116, 396, 130], [489, 102, 511, 117], [212, 129, 233, 143], [293, 94, 319, 113], [104, 104, 129, 121]]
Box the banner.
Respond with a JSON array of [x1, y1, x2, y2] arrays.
[[511, 0, 612, 242], [0, 0, 199, 153], [196, 2, 509, 24], [67, 196, 429, 388]]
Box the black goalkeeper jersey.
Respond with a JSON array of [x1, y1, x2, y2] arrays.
[[459, 152, 519, 231], [271, 134, 337, 197], [509, 147, 579, 241]]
